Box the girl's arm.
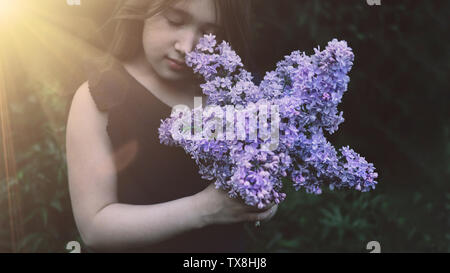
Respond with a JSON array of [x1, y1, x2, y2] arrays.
[[66, 82, 277, 252]]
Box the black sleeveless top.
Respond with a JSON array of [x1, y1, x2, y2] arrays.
[[84, 60, 248, 253]]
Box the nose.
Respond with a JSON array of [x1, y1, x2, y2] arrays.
[[174, 29, 198, 57]]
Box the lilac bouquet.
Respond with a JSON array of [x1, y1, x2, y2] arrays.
[[159, 34, 378, 209]]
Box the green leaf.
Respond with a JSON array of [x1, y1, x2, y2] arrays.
[[41, 208, 48, 227], [50, 200, 63, 213]]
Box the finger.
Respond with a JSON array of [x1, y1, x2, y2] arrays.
[[261, 205, 278, 223], [246, 205, 277, 222]]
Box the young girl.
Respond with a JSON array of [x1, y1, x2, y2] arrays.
[[66, 0, 278, 253]]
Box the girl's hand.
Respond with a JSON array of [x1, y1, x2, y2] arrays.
[[195, 182, 279, 227]]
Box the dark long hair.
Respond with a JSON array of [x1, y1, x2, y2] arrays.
[[99, 0, 253, 69]]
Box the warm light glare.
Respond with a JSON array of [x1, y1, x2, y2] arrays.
[[0, 0, 102, 252], [0, 1, 21, 22]]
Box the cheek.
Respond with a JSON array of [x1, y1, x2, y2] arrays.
[[142, 19, 174, 57], [142, 34, 170, 70]]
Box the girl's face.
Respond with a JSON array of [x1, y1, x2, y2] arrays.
[[142, 0, 222, 83]]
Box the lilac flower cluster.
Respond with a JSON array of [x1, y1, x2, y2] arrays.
[[158, 34, 378, 209]]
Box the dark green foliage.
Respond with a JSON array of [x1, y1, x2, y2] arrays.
[[244, 0, 450, 253]]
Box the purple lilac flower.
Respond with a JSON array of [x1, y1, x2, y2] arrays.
[[159, 34, 378, 208]]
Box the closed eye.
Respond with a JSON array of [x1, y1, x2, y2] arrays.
[[162, 8, 186, 26], [165, 16, 184, 26]]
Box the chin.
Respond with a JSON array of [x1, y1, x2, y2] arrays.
[[160, 70, 189, 82]]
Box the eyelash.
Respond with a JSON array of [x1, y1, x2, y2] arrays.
[[164, 15, 184, 26], [164, 15, 219, 36]]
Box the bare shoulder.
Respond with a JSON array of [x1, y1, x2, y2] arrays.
[[68, 81, 108, 127], [66, 80, 113, 164]]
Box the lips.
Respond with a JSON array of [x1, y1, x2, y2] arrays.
[[166, 57, 187, 71], [168, 57, 185, 65]]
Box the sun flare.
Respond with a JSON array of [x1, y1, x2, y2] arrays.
[[0, 0, 103, 252], [0, 0, 23, 24]]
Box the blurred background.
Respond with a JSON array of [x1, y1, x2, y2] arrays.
[[0, 0, 448, 252]]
